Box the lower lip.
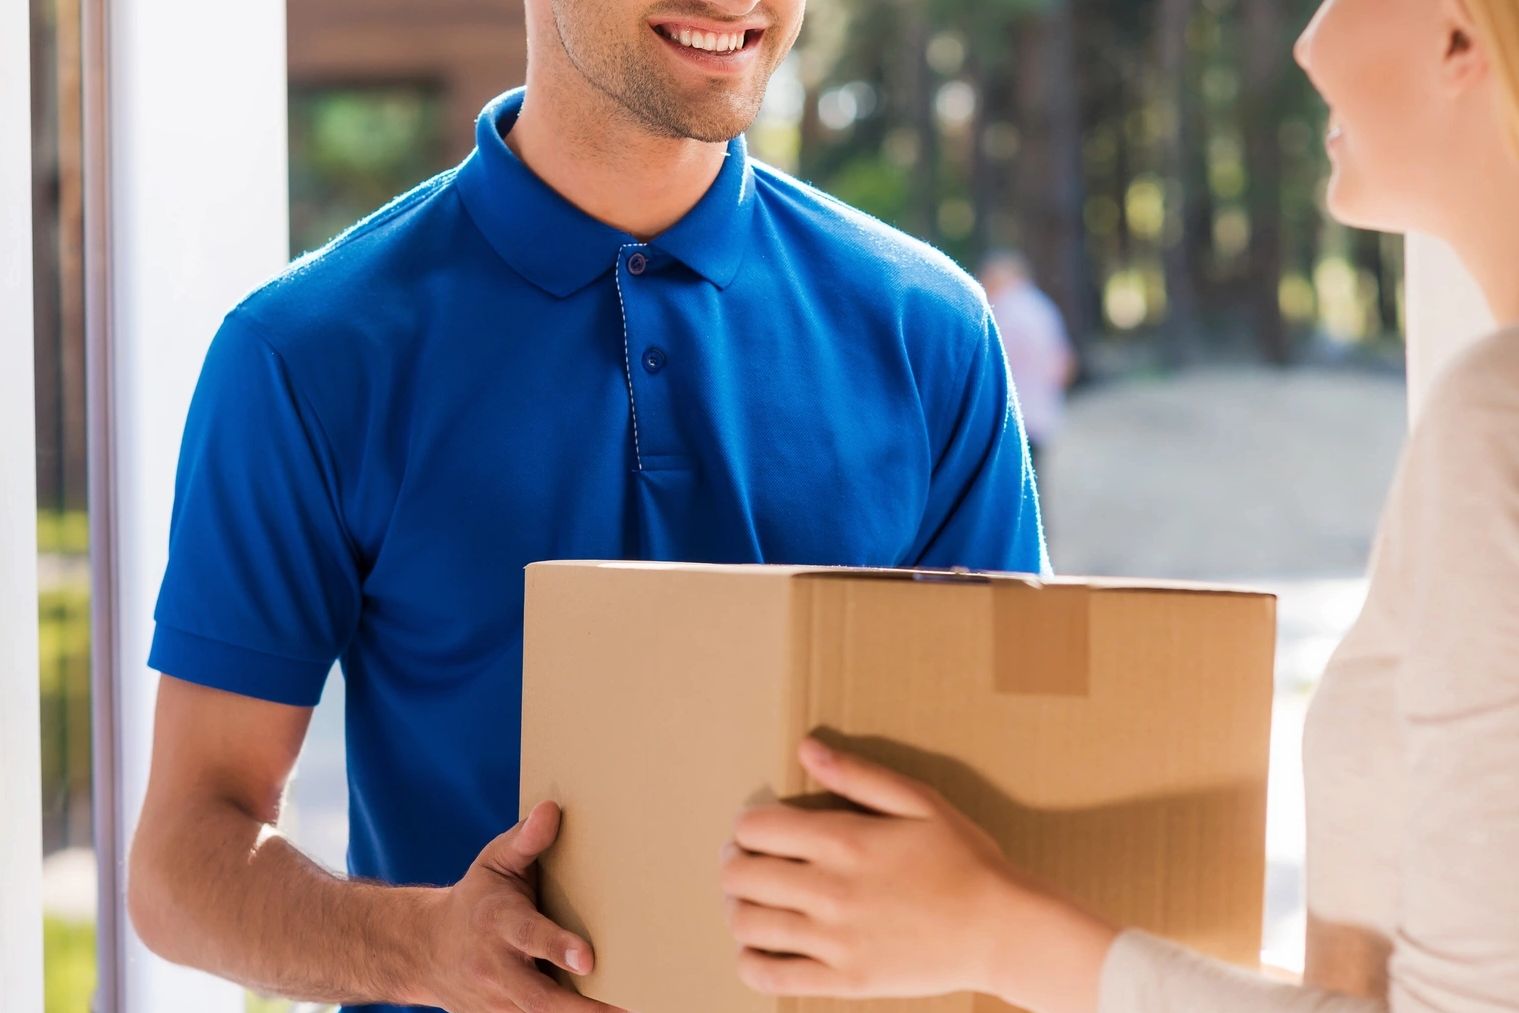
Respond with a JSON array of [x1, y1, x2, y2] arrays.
[[652, 28, 763, 74], [1326, 126, 1345, 151]]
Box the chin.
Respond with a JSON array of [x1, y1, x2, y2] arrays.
[[1325, 169, 1409, 235], [673, 96, 762, 143]]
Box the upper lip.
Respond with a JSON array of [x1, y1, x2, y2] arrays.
[[649, 16, 769, 35]]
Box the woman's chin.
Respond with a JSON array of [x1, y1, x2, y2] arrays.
[[1324, 171, 1407, 235]]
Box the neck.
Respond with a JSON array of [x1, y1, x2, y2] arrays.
[[1433, 154, 1519, 329], [1448, 225, 1519, 329], [506, 60, 730, 241]]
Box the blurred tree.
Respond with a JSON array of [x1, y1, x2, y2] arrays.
[[786, 0, 1400, 367], [1242, 0, 1291, 363], [1154, 0, 1200, 363], [1012, 0, 1099, 355]]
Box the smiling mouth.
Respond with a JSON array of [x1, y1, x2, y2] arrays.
[[651, 22, 765, 56]]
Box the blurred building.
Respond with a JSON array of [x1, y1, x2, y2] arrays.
[[287, 0, 526, 161]]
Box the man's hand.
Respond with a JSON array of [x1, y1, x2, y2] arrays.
[[128, 677, 629, 1011], [424, 801, 626, 1013]]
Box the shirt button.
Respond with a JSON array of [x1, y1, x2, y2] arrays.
[[627, 252, 648, 276], [642, 347, 667, 374]]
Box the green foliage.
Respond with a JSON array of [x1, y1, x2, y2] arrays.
[[44, 917, 96, 1013], [788, 0, 1402, 356], [38, 510, 89, 555], [245, 994, 336, 1013], [288, 87, 447, 255], [827, 157, 913, 226], [39, 581, 92, 849]]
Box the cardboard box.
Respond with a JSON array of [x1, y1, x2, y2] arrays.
[[521, 562, 1276, 1013]]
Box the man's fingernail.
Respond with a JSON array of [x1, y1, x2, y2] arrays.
[[566, 946, 588, 974]]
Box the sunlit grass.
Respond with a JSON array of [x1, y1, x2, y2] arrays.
[[246, 994, 337, 1013], [38, 510, 89, 556], [44, 917, 96, 1013]]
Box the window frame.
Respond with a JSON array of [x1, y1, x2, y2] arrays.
[[3, 0, 45, 1003], [84, 0, 291, 1009]]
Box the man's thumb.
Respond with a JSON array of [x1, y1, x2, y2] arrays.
[[482, 800, 562, 875]]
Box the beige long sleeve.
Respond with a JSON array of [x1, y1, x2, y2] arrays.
[[1097, 331, 1519, 1012]]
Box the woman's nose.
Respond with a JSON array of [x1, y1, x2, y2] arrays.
[[1294, 1, 1328, 73]]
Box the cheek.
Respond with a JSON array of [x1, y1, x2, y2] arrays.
[[1308, 0, 1449, 228], [1336, 100, 1440, 229], [1327, 82, 1447, 230]]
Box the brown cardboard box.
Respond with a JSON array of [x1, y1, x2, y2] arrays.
[[520, 561, 1276, 1013]]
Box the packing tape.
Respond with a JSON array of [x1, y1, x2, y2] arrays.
[[991, 582, 1091, 697]]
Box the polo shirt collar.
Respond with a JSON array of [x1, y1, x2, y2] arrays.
[[456, 89, 757, 298]]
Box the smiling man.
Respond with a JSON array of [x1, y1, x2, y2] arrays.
[[126, 1, 1046, 1012]]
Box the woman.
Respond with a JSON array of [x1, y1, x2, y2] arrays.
[[719, 0, 1519, 1009]]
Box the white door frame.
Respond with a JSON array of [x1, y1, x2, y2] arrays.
[[86, 0, 291, 1009], [2, 0, 44, 1005]]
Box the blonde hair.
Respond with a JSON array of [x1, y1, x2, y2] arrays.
[[1468, 0, 1519, 145]]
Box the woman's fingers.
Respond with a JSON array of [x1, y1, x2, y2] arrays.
[[736, 948, 851, 997], [726, 900, 841, 964], [733, 804, 863, 864], [798, 738, 938, 818], [720, 845, 846, 918]]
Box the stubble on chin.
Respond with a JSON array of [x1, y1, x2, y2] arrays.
[[550, 5, 773, 143]]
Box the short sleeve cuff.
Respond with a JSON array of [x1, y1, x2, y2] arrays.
[[148, 623, 332, 707]]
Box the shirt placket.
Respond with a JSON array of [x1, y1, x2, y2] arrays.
[[614, 243, 684, 472]]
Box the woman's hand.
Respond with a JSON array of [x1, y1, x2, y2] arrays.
[[719, 738, 1118, 1013]]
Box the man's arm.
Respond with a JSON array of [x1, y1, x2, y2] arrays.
[[904, 306, 1048, 575], [129, 674, 619, 1011]]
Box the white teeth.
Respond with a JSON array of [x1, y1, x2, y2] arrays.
[[663, 25, 745, 52]]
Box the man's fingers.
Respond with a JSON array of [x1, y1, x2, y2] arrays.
[[498, 905, 595, 976], [727, 901, 839, 965], [482, 801, 562, 876], [498, 957, 627, 1013], [798, 738, 936, 818], [736, 948, 848, 997]]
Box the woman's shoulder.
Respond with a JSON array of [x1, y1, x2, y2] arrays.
[[1422, 327, 1519, 421], [1388, 328, 1519, 553], [1392, 328, 1519, 559]]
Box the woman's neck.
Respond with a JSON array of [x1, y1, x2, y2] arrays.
[[1437, 167, 1519, 329]]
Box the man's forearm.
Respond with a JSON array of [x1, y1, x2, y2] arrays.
[[130, 797, 444, 1006]]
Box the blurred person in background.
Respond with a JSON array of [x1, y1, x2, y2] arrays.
[[980, 249, 1078, 482], [722, 0, 1519, 1009]]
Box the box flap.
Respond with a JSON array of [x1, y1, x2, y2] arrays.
[[529, 560, 1276, 602]]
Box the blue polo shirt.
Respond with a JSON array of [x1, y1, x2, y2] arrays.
[[150, 88, 1045, 1009]]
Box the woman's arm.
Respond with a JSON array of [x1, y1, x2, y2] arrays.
[[722, 739, 1383, 1012], [1378, 345, 1519, 1008], [721, 738, 1114, 1012]]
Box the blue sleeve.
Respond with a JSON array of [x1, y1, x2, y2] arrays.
[[905, 308, 1050, 576], [148, 312, 362, 706]]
